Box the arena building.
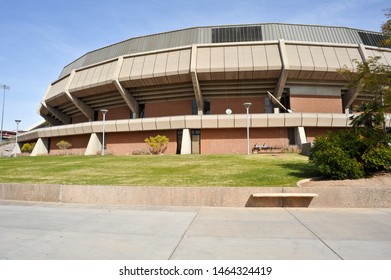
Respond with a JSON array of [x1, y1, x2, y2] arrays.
[[18, 23, 391, 155]]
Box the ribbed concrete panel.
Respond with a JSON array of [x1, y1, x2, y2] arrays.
[[153, 52, 169, 82], [218, 114, 234, 128], [73, 123, 85, 134], [196, 47, 211, 80], [141, 53, 157, 81], [118, 56, 135, 82], [210, 47, 225, 80], [130, 56, 146, 83], [178, 49, 191, 75], [170, 116, 186, 129], [286, 44, 301, 78], [252, 114, 268, 127], [141, 118, 157, 130], [224, 46, 239, 79], [155, 117, 171, 130], [335, 47, 354, 70], [129, 119, 143, 131], [234, 114, 247, 127], [201, 115, 218, 128], [46, 76, 69, 100], [297, 45, 315, 79], [301, 113, 318, 126], [265, 44, 282, 78], [115, 120, 131, 132], [317, 113, 333, 126], [285, 114, 303, 127], [268, 114, 285, 127], [331, 114, 349, 127], [322, 47, 340, 80], [65, 125, 76, 135], [238, 45, 254, 79], [309, 45, 328, 79], [185, 115, 201, 128], [251, 45, 268, 78]]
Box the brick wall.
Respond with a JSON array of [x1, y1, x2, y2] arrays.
[[106, 130, 177, 155], [290, 96, 343, 113], [210, 97, 265, 114], [305, 127, 341, 142], [145, 100, 193, 118], [201, 128, 288, 154], [50, 135, 90, 155]]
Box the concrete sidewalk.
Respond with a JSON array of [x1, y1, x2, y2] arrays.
[[1, 200, 390, 260]]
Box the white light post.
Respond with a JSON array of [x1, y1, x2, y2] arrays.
[[100, 109, 108, 156], [14, 120, 21, 156], [0, 84, 10, 142], [243, 102, 252, 154]]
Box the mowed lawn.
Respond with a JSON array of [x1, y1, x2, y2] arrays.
[[0, 154, 319, 187]]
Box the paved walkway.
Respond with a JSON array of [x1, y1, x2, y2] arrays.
[[1, 200, 390, 260]]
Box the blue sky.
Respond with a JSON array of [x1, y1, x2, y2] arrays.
[[0, 0, 389, 131]]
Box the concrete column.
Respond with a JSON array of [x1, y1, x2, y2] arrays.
[[12, 143, 22, 156], [85, 133, 102, 155], [30, 138, 49, 156], [181, 129, 191, 154], [295, 127, 307, 146]]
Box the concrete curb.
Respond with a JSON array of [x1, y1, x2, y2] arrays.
[[1, 183, 391, 208]]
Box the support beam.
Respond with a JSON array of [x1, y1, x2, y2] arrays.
[[64, 70, 94, 121], [274, 40, 289, 100], [41, 102, 71, 124], [181, 129, 191, 154], [112, 57, 139, 117], [343, 44, 368, 110], [190, 44, 204, 115], [85, 133, 102, 155]]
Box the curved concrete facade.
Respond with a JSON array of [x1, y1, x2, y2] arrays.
[[20, 23, 391, 155]]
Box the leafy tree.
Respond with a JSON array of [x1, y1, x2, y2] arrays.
[[381, 8, 391, 46], [144, 135, 169, 155]]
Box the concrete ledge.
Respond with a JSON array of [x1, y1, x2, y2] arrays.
[[1, 183, 390, 208]]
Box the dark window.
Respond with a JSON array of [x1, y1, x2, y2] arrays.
[[139, 104, 145, 118], [212, 26, 263, 43], [358, 31, 388, 47], [176, 130, 183, 154]]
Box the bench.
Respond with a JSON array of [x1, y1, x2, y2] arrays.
[[250, 193, 318, 207], [252, 193, 318, 198]]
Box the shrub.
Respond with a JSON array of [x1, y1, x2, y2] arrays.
[[21, 142, 36, 153], [144, 135, 169, 155], [56, 140, 72, 151], [281, 145, 302, 154], [309, 128, 391, 179]]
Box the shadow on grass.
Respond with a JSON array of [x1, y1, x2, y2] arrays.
[[277, 162, 321, 179]]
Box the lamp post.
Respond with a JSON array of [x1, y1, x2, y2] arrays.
[[0, 84, 10, 142], [243, 102, 252, 154], [100, 109, 108, 156], [14, 120, 21, 156]]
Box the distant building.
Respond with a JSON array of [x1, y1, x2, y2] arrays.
[[18, 23, 391, 155]]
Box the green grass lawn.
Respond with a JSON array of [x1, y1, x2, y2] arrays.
[[0, 154, 320, 187]]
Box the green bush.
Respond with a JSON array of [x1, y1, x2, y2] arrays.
[[56, 140, 72, 150], [21, 142, 36, 153], [144, 135, 169, 155], [309, 128, 390, 179]]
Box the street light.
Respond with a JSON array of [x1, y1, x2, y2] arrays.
[[243, 102, 252, 154], [100, 109, 108, 156], [0, 84, 10, 142], [14, 120, 21, 156]]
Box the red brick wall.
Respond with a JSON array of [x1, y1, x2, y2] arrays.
[[96, 106, 131, 121], [72, 114, 88, 124], [106, 130, 177, 155], [305, 127, 341, 142], [210, 97, 265, 114], [201, 128, 289, 154], [49, 135, 90, 155], [145, 100, 193, 118], [290, 96, 343, 113]]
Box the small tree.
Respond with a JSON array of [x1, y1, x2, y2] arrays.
[[144, 135, 169, 155], [21, 142, 36, 153], [56, 140, 72, 153]]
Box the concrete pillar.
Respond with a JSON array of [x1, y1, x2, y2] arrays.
[[30, 138, 49, 156], [85, 133, 102, 155], [295, 127, 307, 146], [12, 143, 22, 156], [181, 129, 191, 154]]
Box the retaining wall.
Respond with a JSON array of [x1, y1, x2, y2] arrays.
[[1, 183, 390, 208]]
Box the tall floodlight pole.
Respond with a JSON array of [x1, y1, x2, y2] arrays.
[[14, 120, 21, 156], [101, 109, 108, 156], [243, 102, 252, 154], [0, 85, 10, 142]]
